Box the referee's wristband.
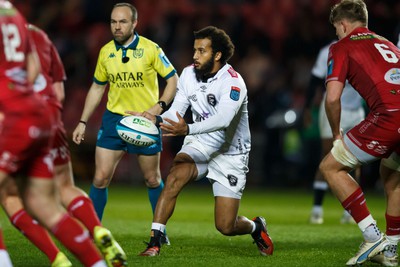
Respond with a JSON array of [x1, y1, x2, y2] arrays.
[[79, 120, 87, 126], [155, 115, 163, 127]]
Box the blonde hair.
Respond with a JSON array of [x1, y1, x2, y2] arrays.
[[329, 0, 368, 26]]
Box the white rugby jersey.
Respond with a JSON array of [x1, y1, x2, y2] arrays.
[[161, 63, 251, 155], [312, 42, 363, 110]]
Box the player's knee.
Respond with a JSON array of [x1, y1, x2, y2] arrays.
[[215, 223, 235, 236], [318, 158, 329, 178], [330, 139, 359, 169], [144, 175, 161, 188], [92, 176, 111, 188]]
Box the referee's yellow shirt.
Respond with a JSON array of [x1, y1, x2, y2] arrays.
[[93, 32, 176, 115]]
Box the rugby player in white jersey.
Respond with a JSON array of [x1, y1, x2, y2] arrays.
[[131, 26, 274, 257]]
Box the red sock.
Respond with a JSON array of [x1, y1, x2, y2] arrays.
[[341, 187, 371, 223], [386, 213, 400, 236], [10, 209, 59, 262], [52, 214, 102, 267], [67, 196, 101, 237], [0, 229, 6, 249]]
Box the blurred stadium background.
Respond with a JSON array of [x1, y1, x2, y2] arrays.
[[13, 0, 400, 189]]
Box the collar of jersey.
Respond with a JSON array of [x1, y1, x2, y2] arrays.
[[114, 32, 139, 51]]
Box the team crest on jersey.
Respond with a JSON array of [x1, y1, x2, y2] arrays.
[[230, 86, 240, 101], [207, 94, 217, 106], [133, 48, 144, 58], [227, 175, 238, 186]]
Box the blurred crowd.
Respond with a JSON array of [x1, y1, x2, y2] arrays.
[[13, 0, 400, 188]]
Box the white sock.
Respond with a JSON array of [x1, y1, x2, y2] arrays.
[[313, 181, 328, 190], [311, 206, 323, 215], [0, 250, 13, 267], [152, 223, 166, 233], [358, 215, 376, 232], [362, 223, 381, 242], [249, 220, 256, 233]]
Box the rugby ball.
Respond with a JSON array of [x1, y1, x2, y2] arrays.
[[116, 115, 159, 147]]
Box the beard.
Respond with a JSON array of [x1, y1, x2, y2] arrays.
[[194, 56, 215, 82], [114, 32, 133, 45]]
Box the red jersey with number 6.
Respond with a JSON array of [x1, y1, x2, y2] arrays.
[[326, 27, 400, 113]]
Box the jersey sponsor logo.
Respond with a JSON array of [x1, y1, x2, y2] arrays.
[[227, 174, 238, 186], [33, 73, 47, 93], [227, 67, 238, 78], [108, 72, 144, 87], [384, 68, 400, 85], [108, 53, 116, 58], [188, 94, 197, 102], [366, 140, 388, 155], [133, 48, 143, 58], [194, 111, 210, 122], [350, 33, 374, 40], [207, 94, 217, 106], [230, 86, 240, 101]]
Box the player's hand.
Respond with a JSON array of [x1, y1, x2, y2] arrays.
[[125, 110, 156, 124], [332, 128, 344, 141], [72, 122, 86, 145], [161, 112, 188, 136]]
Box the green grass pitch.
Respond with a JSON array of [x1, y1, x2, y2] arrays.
[[1, 184, 387, 266]]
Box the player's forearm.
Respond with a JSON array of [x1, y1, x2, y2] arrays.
[[325, 99, 342, 139], [160, 74, 178, 105], [79, 84, 106, 122], [325, 81, 344, 139], [148, 74, 178, 115]]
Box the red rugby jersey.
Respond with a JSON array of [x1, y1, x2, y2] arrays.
[[326, 27, 400, 112], [28, 24, 66, 111]]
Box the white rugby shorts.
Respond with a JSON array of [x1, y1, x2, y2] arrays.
[[319, 98, 365, 139], [178, 136, 248, 198]]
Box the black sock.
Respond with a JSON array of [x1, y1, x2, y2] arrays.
[[149, 229, 163, 247], [313, 188, 326, 206]]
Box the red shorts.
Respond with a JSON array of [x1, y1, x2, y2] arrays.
[[0, 110, 54, 178], [346, 111, 400, 160], [51, 119, 71, 166], [46, 104, 71, 166]]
